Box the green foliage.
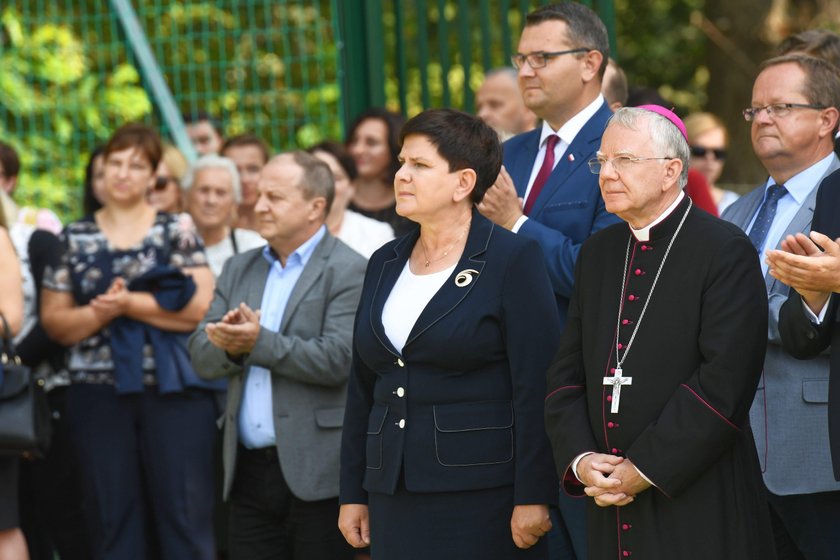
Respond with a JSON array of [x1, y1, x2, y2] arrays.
[[613, 0, 707, 111], [0, 5, 153, 220], [2, 1, 341, 223]]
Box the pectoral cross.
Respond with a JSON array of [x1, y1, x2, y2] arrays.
[[603, 368, 632, 413]]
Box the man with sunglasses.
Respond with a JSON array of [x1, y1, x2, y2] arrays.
[[722, 53, 840, 560]]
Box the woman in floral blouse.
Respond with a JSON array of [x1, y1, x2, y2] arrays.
[[41, 124, 218, 560]]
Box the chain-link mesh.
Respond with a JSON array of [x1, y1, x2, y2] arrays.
[[0, 0, 341, 221]]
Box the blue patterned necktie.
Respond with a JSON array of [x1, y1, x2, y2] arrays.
[[748, 183, 788, 252]]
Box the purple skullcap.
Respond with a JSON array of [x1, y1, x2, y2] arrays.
[[637, 104, 688, 141]]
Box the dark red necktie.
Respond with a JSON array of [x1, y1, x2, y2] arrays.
[[524, 134, 559, 215]]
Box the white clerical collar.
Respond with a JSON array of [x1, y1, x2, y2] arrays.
[[630, 191, 685, 242], [539, 94, 605, 148]]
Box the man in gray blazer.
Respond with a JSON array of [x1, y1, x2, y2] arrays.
[[722, 53, 840, 559], [189, 151, 366, 560]]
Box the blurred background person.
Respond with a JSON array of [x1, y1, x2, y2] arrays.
[[41, 123, 219, 560], [339, 109, 558, 559], [601, 58, 628, 111], [0, 195, 26, 560], [777, 28, 840, 157], [345, 108, 414, 236], [185, 111, 224, 156], [0, 142, 61, 234], [308, 140, 394, 259], [83, 147, 106, 216], [778, 28, 840, 68], [684, 112, 738, 214], [148, 144, 189, 214], [4, 146, 88, 560], [18, 227, 91, 560], [221, 134, 271, 232], [475, 67, 538, 140], [182, 154, 264, 278]]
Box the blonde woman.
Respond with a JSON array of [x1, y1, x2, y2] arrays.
[[684, 112, 739, 213]]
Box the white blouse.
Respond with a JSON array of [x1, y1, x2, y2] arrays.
[[382, 261, 455, 352]]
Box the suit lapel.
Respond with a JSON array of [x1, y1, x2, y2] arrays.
[[369, 231, 418, 356], [507, 130, 540, 198], [404, 213, 491, 347], [528, 101, 610, 216], [278, 234, 332, 332], [247, 253, 270, 311]]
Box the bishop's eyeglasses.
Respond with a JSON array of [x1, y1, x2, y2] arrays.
[[588, 155, 675, 175], [510, 48, 589, 70], [742, 103, 826, 121]]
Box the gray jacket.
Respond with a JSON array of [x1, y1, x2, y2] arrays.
[[722, 155, 840, 495], [188, 233, 366, 501]]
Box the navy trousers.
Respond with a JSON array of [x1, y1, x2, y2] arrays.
[[547, 492, 587, 560], [65, 383, 218, 560], [768, 489, 840, 560]]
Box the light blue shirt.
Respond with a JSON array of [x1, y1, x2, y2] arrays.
[[238, 225, 326, 449], [747, 153, 835, 277]]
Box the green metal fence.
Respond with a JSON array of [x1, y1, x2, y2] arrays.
[[0, 0, 342, 220], [0, 1, 614, 222], [340, 0, 617, 119]]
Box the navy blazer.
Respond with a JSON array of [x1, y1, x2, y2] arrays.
[[779, 167, 840, 480], [340, 212, 560, 506], [503, 100, 620, 326]]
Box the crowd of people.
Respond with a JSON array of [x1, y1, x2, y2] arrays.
[[2, 3, 840, 560]]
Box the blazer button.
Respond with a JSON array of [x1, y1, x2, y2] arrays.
[[397, 419, 406, 429], [395, 387, 405, 397], [396, 358, 405, 367]]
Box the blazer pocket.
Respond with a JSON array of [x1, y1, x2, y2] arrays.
[[433, 401, 514, 467], [366, 404, 389, 470], [315, 407, 345, 429], [802, 378, 829, 404]]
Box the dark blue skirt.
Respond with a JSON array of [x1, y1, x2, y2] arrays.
[[368, 481, 548, 559]]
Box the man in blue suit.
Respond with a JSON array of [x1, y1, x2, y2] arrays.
[[477, 3, 619, 331], [722, 53, 840, 560], [477, 4, 619, 559]]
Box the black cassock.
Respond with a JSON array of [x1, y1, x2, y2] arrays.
[[545, 196, 776, 560]]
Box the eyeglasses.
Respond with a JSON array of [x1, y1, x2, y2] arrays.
[[154, 176, 175, 191], [690, 146, 726, 160], [588, 155, 674, 175], [511, 48, 589, 70], [742, 103, 826, 121]]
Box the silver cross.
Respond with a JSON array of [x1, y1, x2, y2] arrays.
[[603, 368, 633, 414]]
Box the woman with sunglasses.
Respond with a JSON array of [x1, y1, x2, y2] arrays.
[[685, 112, 739, 214], [148, 144, 189, 214]]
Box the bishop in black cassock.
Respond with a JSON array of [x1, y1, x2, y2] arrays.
[[545, 106, 776, 559]]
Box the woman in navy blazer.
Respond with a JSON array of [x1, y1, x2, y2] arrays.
[[339, 109, 560, 558]]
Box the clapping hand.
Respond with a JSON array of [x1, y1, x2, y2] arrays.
[[205, 302, 261, 357], [767, 231, 840, 313], [90, 277, 130, 323]]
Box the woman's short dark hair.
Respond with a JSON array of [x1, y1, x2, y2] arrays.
[[345, 108, 405, 183], [83, 145, 105, 216], [307, 140, 358, 182], [399, 109, 502, 204], [103, 123, 162, 171]]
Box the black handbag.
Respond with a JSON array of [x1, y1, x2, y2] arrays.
[[0, 313, 52, 456]]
